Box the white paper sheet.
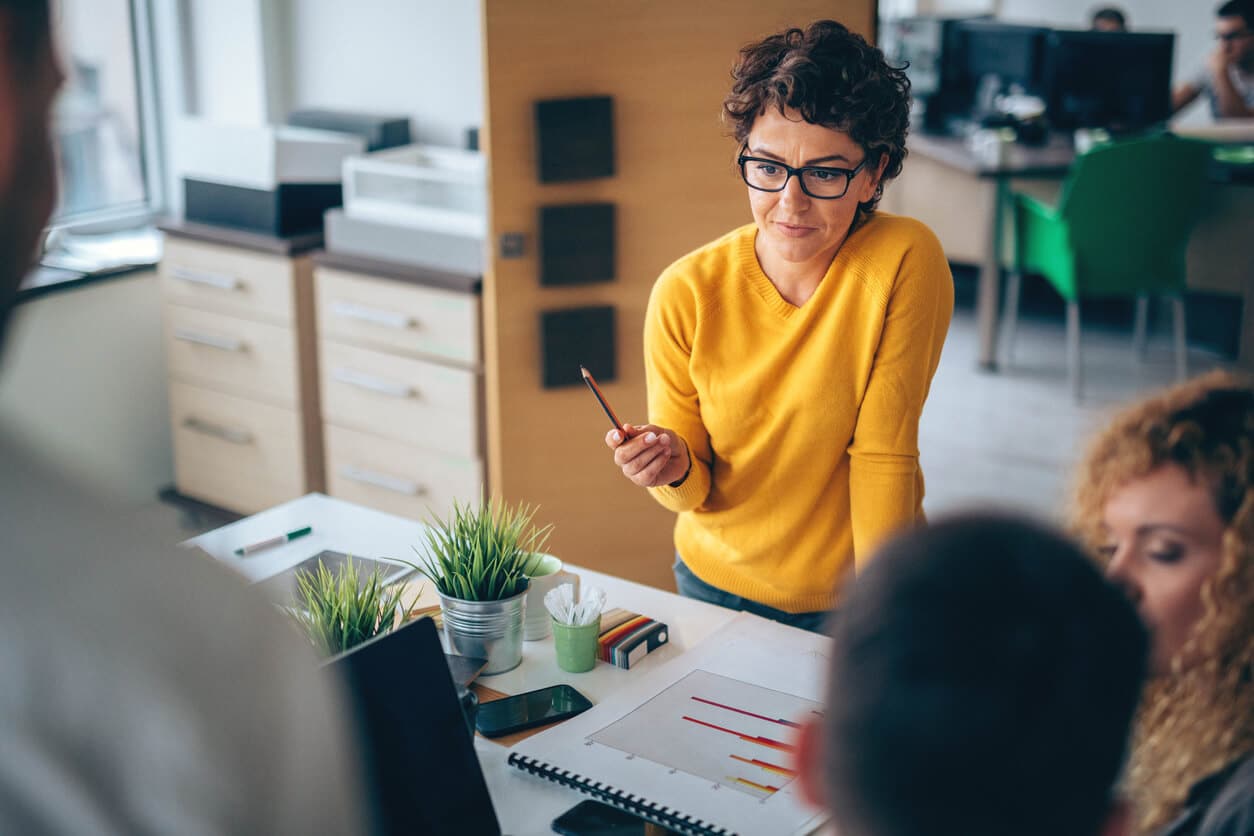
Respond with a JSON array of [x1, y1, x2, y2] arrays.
[[508, 612, 832, 836]]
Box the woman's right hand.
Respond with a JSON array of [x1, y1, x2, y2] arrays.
[[605, 423, 690, 488]]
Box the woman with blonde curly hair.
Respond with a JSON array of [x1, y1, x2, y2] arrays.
[[1072, 370, 1254, 835]]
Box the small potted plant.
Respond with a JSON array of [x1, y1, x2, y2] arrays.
[[287, 556, 410, 657], [414, 495, 552, 674]]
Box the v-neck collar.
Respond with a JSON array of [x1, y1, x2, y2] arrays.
[[739, 219, 868, 319]]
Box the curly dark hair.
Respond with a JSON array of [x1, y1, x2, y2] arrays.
[[722, 20, 911, 219]]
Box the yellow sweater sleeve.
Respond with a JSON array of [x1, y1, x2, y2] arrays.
[[643, 267, 712, 512], [847, 226, 953, 569]]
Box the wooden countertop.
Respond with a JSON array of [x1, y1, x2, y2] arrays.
[[312, 249, 481, 295], [158, 219, 325, 256]]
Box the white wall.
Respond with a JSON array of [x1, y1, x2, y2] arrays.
[[187, 0, 269, 126], [0, 273, 173, 505], [284, 0, 483, 148], [150, 0, 274, 218]]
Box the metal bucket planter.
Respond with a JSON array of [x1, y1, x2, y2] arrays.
[[439, 585, 527, 675]]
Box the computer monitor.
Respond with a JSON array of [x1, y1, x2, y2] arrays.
[[928, 20, 1051, 129], [883, 15, 992, 133], [957, 20, 1050, 94], [1042, 30, 1175, 132]]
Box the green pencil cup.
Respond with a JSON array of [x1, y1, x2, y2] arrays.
[[552, 616, 600, 673]]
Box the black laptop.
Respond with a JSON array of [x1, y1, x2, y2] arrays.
[[331, 616, 501, 836]]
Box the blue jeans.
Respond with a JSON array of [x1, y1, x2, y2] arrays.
[[672, 557, 831, 634]]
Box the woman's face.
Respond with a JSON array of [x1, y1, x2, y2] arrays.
[[743, 108, 882, 279], [1101, 463, 1227, 675]]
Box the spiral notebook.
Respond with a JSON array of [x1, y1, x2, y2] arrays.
[[506, 613, 830, 836]]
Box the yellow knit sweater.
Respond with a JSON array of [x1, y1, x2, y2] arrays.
[[644, 213, 953, 613]]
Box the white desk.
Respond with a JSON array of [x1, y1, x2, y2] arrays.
[[475, 575, 742, 835], [187, 493, 747, 835]]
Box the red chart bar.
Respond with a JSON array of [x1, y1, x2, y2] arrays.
[[682, 715, 794, 752], [690, 695, 801, 728], [729, 753, 796, 778]]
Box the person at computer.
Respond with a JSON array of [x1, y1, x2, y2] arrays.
[[1173, 0, 1254, 119], [602, 20, 953, 632], [792, 513, 1148, 836], [1091, 6, 1129, 32], [1071, 371, 1254, 836], [0, 3, 366, 832]]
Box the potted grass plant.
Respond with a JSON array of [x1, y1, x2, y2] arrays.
[[414, 495, 552, 674], [287, 555, 411, 657]]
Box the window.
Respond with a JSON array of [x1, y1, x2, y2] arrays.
[[51, 0, 162, 225]]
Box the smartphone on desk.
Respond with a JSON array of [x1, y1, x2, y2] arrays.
[[552, 800, 680, 835], [475, 683, 592, 738]]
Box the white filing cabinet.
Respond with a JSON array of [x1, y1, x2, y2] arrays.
[[312, 251, 484, 522], [158, 223, 325, 514]]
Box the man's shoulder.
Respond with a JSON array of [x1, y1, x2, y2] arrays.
[[0, 430, 363, 834], [0, 429, 314, 674], [1234, 65, 1254, 102], [1198, 753, 1254, 836]]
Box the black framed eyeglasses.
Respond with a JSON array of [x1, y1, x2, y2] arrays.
[[737, 150, 867, 199]]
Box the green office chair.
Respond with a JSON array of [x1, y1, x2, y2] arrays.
[[1004, 134, 1213, 400]]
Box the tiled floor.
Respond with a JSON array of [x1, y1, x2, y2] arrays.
[[920, 301, 1228, 522], [145, 289, 1234, 542]]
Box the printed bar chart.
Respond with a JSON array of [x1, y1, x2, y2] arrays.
[[589, 669, 822, 799], [690, 695, 802, 728]]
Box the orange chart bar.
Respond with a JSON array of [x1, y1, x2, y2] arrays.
[[729, 753, 796, 778], [728, 776, 782, 794], [682, 716, 794, 752], [691, 695, 801, 728]]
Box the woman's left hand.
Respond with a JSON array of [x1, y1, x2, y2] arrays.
[[606, 423, 690, 488]]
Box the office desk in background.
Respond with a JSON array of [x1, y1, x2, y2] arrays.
[[883, 133, 1254, 373], [881, 133, 1074, 371], [187, 492, 761, 835]]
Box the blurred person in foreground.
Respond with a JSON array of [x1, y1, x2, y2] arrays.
[[0, 3, 365, 832], [794, 514, 1148, 836], [1072, 370, 1254, 835]]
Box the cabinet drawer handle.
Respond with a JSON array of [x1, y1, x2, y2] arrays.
[[340, 465, 425, 496], [173, 328, 246, 352], [330, 300, 416, 330], [332, 367, 417, 399], [182, 416, 253, 445], [169, 266, 242, 291]]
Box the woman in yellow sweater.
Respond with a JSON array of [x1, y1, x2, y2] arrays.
[[605, 20, 953, 630]]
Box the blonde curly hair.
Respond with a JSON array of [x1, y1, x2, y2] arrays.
[[1070, 369, 1254, 834]]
